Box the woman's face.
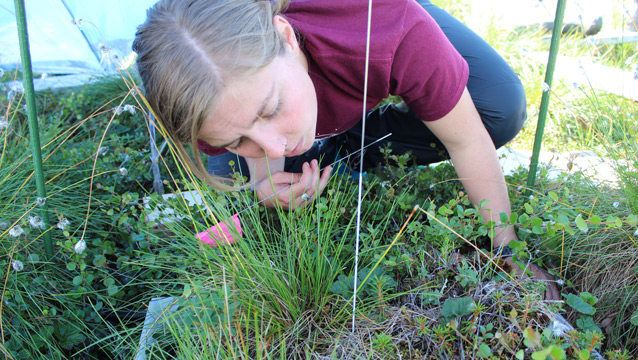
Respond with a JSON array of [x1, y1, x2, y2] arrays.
[[199, 16, 317, 160]]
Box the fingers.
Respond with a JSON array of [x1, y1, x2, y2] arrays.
[[506, 258, 561, 301], [256, 159, 332, 210], [290, 160, 332, 209]]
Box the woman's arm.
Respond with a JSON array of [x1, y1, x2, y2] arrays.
[[424, 87, 516, 246], [426, 87, 559, 300]]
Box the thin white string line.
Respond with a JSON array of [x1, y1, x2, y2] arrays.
[[352, 0, 374, 333]]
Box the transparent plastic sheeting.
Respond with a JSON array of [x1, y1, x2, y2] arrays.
[[0, 0, 156, 75]]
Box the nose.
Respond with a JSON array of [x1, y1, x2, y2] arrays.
[[253, 132, 286, 159]]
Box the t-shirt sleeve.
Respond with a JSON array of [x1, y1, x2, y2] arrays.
[[389, 4, 469, 122], [197, 139, 227, 156]]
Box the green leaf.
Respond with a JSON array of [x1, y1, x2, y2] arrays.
[[72, 275, 83, 286], [606, 216, 622, 228], [510, 212, 518, 224], [580, 292, 598, 306], [66, 262, 76, 271], [557, 214, 570, 225], [440, 297, 474, 318], [565, 293, 596, 315], [531, 348, 551, 360], [548, 191, 558, 201], [477, 343, 491, 358], [183, 283, 192, 298], [515, 350, 525, 360], [576, 316, 602, 333], [524, 203, 534, 214], [499, 212, 509, 224], [630, 309, 638, 326], [107, 284, 119, 296], [575, 216, 588, 233], [627, 214, 638, 226], [55, 323, 87, 349], [532, 225, 544, 235], [589, 215, 601, 225], [578, 349, 591, 360]]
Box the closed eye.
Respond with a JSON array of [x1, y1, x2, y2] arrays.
[[227, 137, 244, 150], [226, 100, 281, 151], [262, 99, 281, 120]]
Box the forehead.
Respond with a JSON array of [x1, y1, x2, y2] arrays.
[[200, 59, 279, 142]]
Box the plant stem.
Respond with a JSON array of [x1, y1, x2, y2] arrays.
[[13, 0, 53, 258]]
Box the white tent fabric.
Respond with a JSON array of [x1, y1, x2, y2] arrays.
[[0, 0, 156, 76]]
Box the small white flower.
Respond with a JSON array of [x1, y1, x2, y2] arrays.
[[555, 279, 565, 286], [74, 239, 86, 254], [0, 68, 4, 77], [119, 167, 128, 176], [99, 43, 121, 68], [57, 217, 70, 231], [98, 146, 109, 156], [9, 225, 24, 237], [0, 120, 7, 131], [516, 186, 523, 191], [28, 216, 45, 229], [123, 104, 136, 115], [40, 73, 47, 79], [572, 81, 580, 90], [549, 319, 571, 337], [529, 195, 534, 200], [115, 104, 136, 116], [11, 260, 23, 272], [429, 184, 435, 190], [380, 181, 390, 188], [634, 228, 638, 237], [541, 82, 551, 92], [612, 202, 620, 208], [0, 221, 9, 230], [36, 197, 46, 207], [6, 81, 24, 101]]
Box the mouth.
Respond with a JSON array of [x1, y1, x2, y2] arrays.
[[286, 139, 305, 157]]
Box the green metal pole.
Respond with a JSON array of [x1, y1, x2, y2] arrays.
[[526, 0, 567, 194], [14, 0, 53, 258]]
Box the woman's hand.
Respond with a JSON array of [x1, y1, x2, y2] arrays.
[[254, 159, 332, 209], [504, 257, 560, 301]]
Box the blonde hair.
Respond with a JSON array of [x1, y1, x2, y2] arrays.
[[133, 0, 290, 189]]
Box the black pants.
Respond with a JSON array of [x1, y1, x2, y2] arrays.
[[209, 0, 527, 178]]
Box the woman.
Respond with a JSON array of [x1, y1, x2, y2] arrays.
[[134, 0, 558, 299]]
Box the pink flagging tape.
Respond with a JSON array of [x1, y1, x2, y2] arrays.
[[196, 214, 242, 246]]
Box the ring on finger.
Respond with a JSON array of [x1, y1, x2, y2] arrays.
[[301, 193, 312, 201]]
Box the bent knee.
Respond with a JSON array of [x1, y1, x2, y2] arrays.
[[473, 82, 527, 148]]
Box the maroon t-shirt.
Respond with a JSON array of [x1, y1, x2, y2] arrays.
[[198, 0, 468, 156]]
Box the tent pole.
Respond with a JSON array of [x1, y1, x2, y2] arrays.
[[14, 0, 53, 258], [60, 0, 102, 66], [525, 0, 567, 194]]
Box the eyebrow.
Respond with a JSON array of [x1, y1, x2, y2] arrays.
[[214, 83, 276, 149]]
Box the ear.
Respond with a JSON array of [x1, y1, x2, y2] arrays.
[[273, 15, 299, 54]]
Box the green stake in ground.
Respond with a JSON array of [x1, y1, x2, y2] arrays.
[[14, 0, 53, 258], [526, 0, 567, 194]]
